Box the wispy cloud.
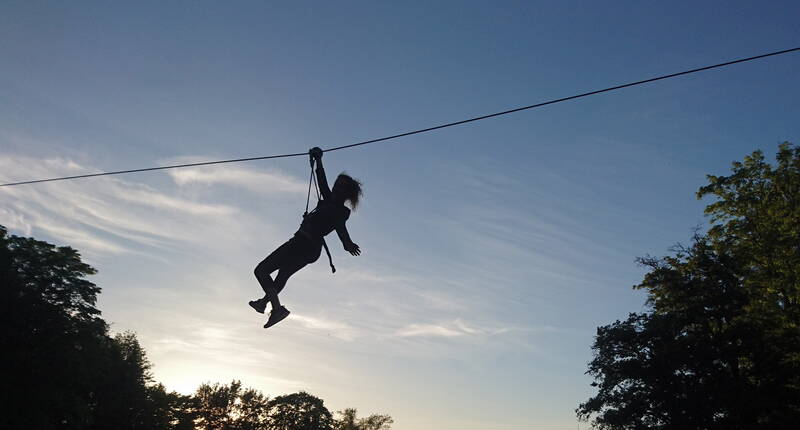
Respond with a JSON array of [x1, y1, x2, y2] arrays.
[[395, 319, 482, 338], [0, 207, 32, 236], [163, 156, 306, 194], [117, 187, 235, 217], [2, 144, 582, 411], [393, 317, 578, 351], [0, 154, 241, 255], [290, 313, 361, 341], [412, 290, 466, 311], [339, 269, 411, 285]]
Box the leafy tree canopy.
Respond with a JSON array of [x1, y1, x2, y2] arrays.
[[1, 226, 392, 430], [267, 391, 335, 430], [577, 143, 800, 429], [192, 380, 270, 430], [335, 408, 394, 430]]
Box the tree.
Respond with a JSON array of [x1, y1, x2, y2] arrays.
[[236, 387, 271, 430], [144, 384, 195, 430], [92, 332, 147, 428], [192, 380, 270, 430], [0, 226, 391, 429], [698, 142, 800, 322], [336, 409, 359, 430], [0, 226, 189, 430], [577, 144, 800, 428], [267, 391, 334, 430], [1, 225, 108, 429], [335, 409, 393, 430]]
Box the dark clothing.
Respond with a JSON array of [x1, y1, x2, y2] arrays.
[[315, 165, 333, 199], [255, 233, 321, 295], [299, 165, 351, 241], [253, 164, 351, 295], [299, 199, 350, 239]]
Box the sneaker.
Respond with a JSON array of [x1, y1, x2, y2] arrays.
[[249, 299, 267, 314], [264, 306, 290, 328]]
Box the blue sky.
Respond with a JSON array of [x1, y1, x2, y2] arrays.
[[1, 1, 799, 429]]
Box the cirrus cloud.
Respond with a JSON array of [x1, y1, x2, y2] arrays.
[[163, 156, 307, 194]]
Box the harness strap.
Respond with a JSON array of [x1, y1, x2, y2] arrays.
[[304, 168, 314, 216], [312, 167, 321, 200], [320, 237, 336, 273], [304, 160, 335, 274]]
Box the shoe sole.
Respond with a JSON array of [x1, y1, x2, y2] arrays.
[[264, 309, 290, 328]]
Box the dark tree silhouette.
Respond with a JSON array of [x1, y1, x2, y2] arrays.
[[267, 391, 334, 430], [0, 227, 189, 430], [0, 225, 391, 429], [335, 408, 393, 430], [144, 384, 195, 430], [578, 143, 800, 428], [1, 225, 107, 429], [192, 380, 270, 430]]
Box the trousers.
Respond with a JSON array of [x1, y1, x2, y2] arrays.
[[254, 233, 322, 295]]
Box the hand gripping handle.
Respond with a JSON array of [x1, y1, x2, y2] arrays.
[[308, 147, 323, 166]]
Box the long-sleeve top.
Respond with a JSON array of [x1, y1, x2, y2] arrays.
[[298, 165, 352, 244]]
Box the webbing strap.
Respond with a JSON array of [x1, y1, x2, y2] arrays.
[[303, 160, 336, 274], [304, 168, 314, 216], [321, 238, 336, 273], [312, 167, 321, 200]]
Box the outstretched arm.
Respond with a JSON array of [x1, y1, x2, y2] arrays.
[[336, 224, 361, 256]]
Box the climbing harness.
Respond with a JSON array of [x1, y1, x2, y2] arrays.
[[303, 153, 336, 274]]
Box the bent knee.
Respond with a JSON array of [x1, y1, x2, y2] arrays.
[[254, 262, 268, 278]]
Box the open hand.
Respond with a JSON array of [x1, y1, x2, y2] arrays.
[[345, 242, 361, 256]]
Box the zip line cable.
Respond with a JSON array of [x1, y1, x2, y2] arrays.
[[2, 46, 799, 188], [325, 46, 800, 153]]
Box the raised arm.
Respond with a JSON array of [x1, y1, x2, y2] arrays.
[[310, 147, 332, 200], [315, 161, 332, 200]]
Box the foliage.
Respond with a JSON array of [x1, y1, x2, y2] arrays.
[[192, 380, 270, 430], [145, 384, 196, 430], [267, 391, 334, 430], [577, 143, 800, 428], [698, 142, 800, 320], [335, 409, 394, 430], [1, 225, 108, 429], [0, 225, 392, 429], [0, 226, 193, 429]]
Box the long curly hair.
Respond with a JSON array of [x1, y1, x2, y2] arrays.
[[333, 173, 363, 210]]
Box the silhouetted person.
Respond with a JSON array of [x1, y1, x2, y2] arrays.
[[250, 147, 362, 328]]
